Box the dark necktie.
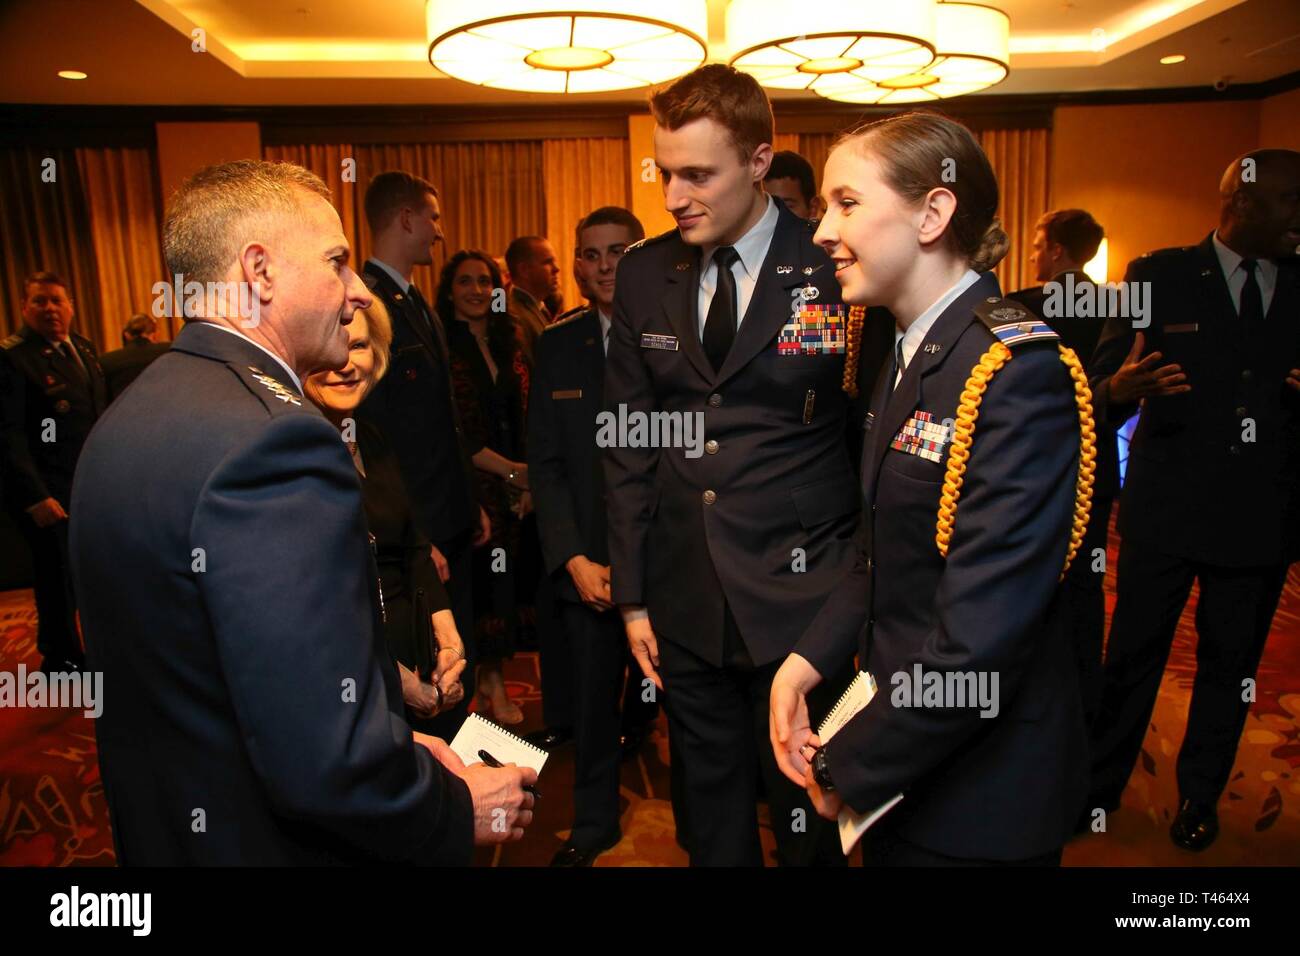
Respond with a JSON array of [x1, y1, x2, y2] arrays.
[[1239, 258, 1264, 327], [59, 341, 87, 386], [703, 246, 740, 372], [408, 284, 449, 361], [892, 337, 907, 390]]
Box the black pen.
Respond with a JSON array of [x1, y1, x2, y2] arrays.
[[478, 748, 541, 799]]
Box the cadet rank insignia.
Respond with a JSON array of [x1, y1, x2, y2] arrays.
[[890, 410, 950, 463], [777, 304, 847, 355]]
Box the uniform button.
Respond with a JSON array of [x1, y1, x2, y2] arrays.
[[703, 490, 716, 505], [1235, 406, 1247, 417], [705, 440, 719, 455], [708, 393, 722, 407], [1241, 369, 1253, 382], [1229, 444, 1241, 455]]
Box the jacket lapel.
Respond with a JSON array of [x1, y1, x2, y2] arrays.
[[364, 261, 439, 361], [715, 202, 808, 385], [661, 242, 714, 383], [868, 273, 1001, 491]]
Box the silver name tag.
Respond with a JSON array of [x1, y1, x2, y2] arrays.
[[640, 333, 679, 351]]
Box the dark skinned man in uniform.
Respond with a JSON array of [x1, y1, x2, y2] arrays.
[[1087, 148, 1300, 851]]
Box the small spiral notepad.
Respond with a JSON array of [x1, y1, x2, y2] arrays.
[[450, 713, 549, 774], [816, 671, 904, 855]]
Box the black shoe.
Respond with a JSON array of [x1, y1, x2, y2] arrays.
[[550, 836, 619, 867], [524, 727, 572, 750], [1169, 799, 1218, 851], [619, 725, 649, 760]]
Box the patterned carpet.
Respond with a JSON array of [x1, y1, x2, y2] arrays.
[[3, 523, 1298, 866]]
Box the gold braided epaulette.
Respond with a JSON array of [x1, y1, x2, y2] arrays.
[[934, 299, 1097, 580], [841, 305, 866, 396]]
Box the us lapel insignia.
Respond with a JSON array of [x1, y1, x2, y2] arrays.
[[776, 265, 793, 274], [923, 343, 942, 354], [675, 261, 691, 272]]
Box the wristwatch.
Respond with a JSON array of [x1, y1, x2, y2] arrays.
[[812, 747, 836, 792]]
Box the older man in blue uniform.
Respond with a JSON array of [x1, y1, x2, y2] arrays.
[[69, 159, 534, 865]]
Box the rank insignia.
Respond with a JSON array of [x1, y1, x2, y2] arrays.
[[777, 304, 847, 355], [247, 366, 302, 406], [890, 410, 951, 464]]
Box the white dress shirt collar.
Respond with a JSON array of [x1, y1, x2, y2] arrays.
[[1212, 231, 1277, 315], [368, 258, 411, 294], [701, 194, 780, 282], [198, 321, 303, 393], [894, 269, 982, 387]]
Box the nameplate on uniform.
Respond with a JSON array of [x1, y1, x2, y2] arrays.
[[890, 410, 950, 464], [640, 333, 679, 351], [551, 389, 582, 400], [1165, 323, 1198, 334], [777, 304, 847, 355]]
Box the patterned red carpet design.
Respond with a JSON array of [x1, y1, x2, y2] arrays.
[[3, 528, 1297, 866]]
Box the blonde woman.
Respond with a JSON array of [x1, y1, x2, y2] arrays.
[[305, 297, 467, 730]]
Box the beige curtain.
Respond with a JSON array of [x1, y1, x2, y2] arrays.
[[542, 137, 630, 310], [75, 147, 167, 347], [266, 141, 546, 303], [978, 127, 1050, 295], [0, 147, 103, 348]]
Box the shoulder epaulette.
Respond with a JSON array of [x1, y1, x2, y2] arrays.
[[552, 305, 588, 323], [1139, 245, 1195, 260], [544, 307, 594, 333], [1, 333, 22, 350], [973, 296, 1059, 348], [623, 228, 675, 255]]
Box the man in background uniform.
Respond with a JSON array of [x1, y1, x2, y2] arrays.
[[358, 171, 489, 735], [506, 235, 562, 364], [1, 271, 106, 672], [1011, 208, 1112, 724], [99, 313, 170, 400], [1087, 149, 1300, 851]]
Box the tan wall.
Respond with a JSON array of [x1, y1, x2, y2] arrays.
[[1049, 102, 1259, 279], [1259, 87, 1300, 151], [154, 122, 262, 209], [627, 114, 676, 240]]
